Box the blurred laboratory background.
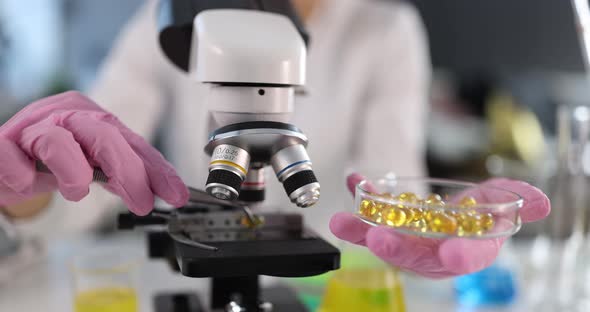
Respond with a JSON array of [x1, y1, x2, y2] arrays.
[[3, 0, 590, 311], [0, 0, 145, 101], [1, 0, 584, 233], [0, 0, 585, 186]]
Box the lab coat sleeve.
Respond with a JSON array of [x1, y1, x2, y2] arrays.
[[14, 1, 169, 239], [349, 3, 431, 179], [89, 0, 167, 138]]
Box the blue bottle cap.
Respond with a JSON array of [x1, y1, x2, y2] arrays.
[[454, 264, 517, 307]]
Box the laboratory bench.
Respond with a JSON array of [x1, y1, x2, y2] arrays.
[[0, 233, 557, 312]]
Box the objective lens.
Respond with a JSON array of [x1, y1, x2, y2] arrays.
[[271, 144, 320, 208], [238, 168, 266, 203], [206, 144, 250, 200]]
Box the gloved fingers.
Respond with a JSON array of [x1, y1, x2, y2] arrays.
[[448, 178, 514, 205], [0, 137, 36, 195], [482, 178, 550, 223], [329, 212, 371, 246], [126, 134, 189, 207], [23, 91, 95, 112], [343, 173, 547, 279], [346, 173, 377, 196], [0, 91, 103, 132], [334, 173, 384, 246], [61, 113, 154, 216], [448, 178, 550, 224], [100, 117, 188, 207], [19, 119, 93, 201], [347, 173, 364, 195], [365, 226, 443, 274], [437, 237, 504, 276]]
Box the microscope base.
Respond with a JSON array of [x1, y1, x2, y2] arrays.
[[118, 206, 339, 311], [154, 285, 308, 312]]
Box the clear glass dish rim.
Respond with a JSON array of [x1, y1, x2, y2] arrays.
[[356, 215, 522, 239], [356, 177, 524, 211]]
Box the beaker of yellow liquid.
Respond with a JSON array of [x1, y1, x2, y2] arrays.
[[319, 246, 406, 312], [70, 248, 140, 312]]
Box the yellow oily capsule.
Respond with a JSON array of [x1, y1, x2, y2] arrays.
[[409, 219, 427, 232], [480, 213, 495, 231], [412, 219, 428, 233], [427, 212, 458, 234], [382, 206, 407, 227], [381, 193, 396, 199], [397, 192, 419, 203], [398, 207, 412, 223], [359, 199, 375, 218], [394, 203, 407, 210], [403, 207, 420, 225], [424, 209, 444, 222], [425, 193, 444, 206], [371, 201, 384, 217], [457, 214, 483, 236], [400, 206, 422, 227], [457, 226, 466, 237], [426, 193, 442, 202], [459, 196, 477, 207], [448, 210, 461, 218], [240, 215, 264, 228], [414, 207, 425, 220], [376, 202, 393, 223]]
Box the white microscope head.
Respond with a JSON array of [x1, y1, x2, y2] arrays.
[[190, 9, 306, 86], [161, 5, 319, 207], [189, 9, 306, 127]]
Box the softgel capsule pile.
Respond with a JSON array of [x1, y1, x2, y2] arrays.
[[358, 192, 495, 237]]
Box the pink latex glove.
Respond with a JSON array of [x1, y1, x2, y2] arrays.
[[0, 91, 189, 215], [330, 173, 551, 278]]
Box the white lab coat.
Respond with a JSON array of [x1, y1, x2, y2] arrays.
[[18, 0, 430, 241]]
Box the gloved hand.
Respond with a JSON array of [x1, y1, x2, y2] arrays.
[[330, 173, 550, 278], [0, 91, 189, 216]]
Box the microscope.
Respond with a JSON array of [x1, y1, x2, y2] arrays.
[[118, 1, 341, 311]]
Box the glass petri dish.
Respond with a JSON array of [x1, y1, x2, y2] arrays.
[[353, 177, 523, 239]]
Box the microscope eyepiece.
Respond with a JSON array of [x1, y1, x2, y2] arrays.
[[271, 144, 320, 208], [206, 144, 250, 200]]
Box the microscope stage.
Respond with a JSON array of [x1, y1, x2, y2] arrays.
[[148, 223, 340, 278]]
